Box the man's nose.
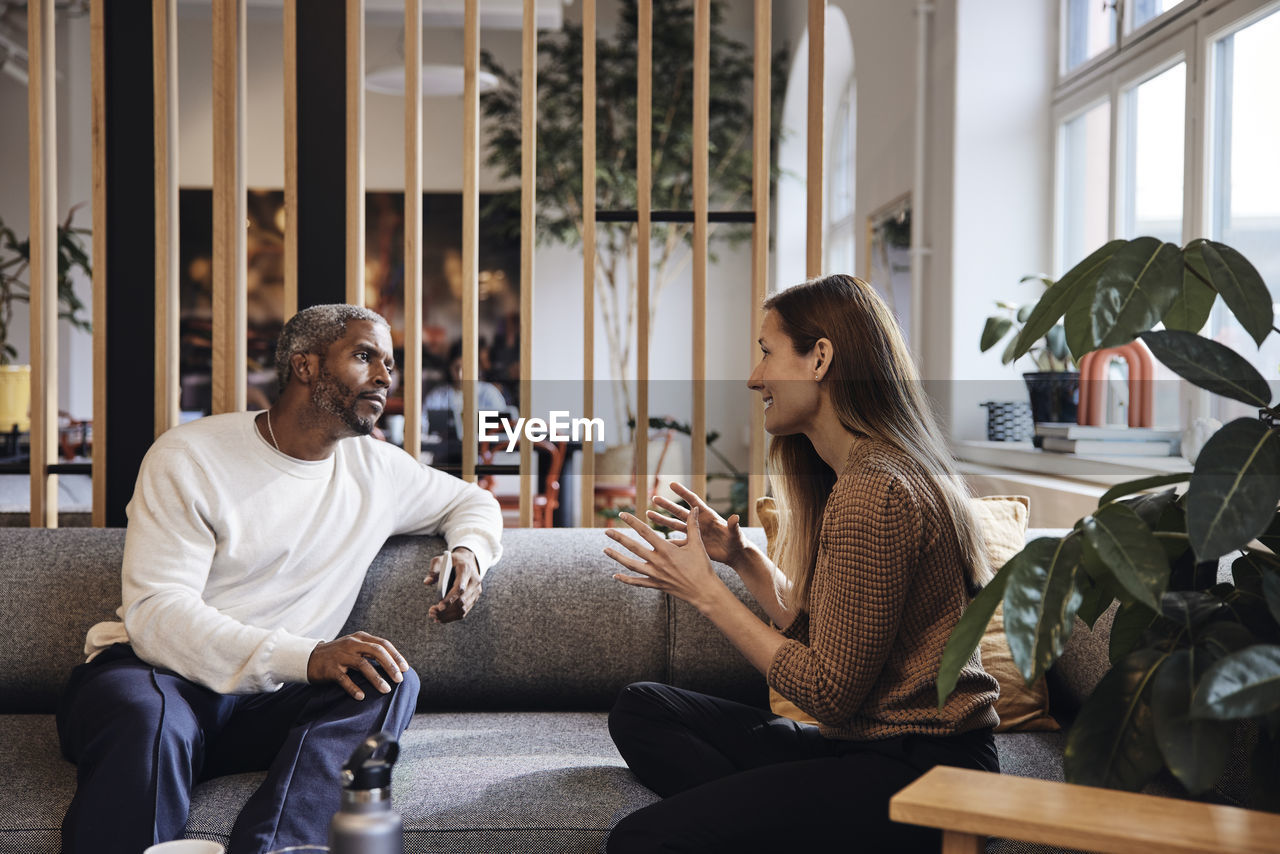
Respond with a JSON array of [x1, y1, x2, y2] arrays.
[[374, 362, 391, 387]]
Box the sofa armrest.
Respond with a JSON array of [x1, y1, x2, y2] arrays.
[[889, 767, 1280, 854]]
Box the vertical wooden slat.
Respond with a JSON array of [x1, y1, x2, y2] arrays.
[[91, 0, 107, 527], [580, 0, 597, 527], [27, 0, 57, 528], [212, 0, 247, 414], [403, 0, 423, 459], [460, 0, 480, 482], [518, 0, 536, 526], [283, 0, 298, 322], [748, 0, 770, 526], [691, 0, 708, 498], [635, 0, 651, 514], [154, 0, 179, 437], [346, 0, 365, 307], [806, 0, 824, 278]]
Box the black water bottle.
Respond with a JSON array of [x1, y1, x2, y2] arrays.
[[329, 732, 404, 854]]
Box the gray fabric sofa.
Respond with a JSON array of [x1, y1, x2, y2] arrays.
[[0, 525, 1150, 853]]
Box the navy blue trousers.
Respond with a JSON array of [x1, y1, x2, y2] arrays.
[[56, 644, 419, 854], [606, 682, 1000, 853]]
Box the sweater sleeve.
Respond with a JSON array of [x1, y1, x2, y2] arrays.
[[767, 471, 921, 726], [388, 453, 504, 574], [120, 447, 320, 694]]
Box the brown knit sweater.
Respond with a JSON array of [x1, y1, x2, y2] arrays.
[[767, 437, 1000, 740]]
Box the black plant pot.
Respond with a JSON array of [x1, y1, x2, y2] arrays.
[[1022, 372, 1079, 445]]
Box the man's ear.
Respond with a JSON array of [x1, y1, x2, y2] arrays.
[[290, 352, 319, 386], [813, 338, 834, 382]]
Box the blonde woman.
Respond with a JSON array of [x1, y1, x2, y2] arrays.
[[602, 275, 1000, 851]]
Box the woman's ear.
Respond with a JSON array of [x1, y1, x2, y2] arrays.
[[813, 338, 834, 382]]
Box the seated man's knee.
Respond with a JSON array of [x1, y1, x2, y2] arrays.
[[395, 666, 421, 707]]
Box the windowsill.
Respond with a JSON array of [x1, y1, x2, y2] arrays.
[[953, 441, 1192, 528], [954, 440, 1191, 484]]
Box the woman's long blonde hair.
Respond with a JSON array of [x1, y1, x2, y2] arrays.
[[765, 274, 990, 610]]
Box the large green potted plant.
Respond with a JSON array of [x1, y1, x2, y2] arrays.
[[980, 274, 1080, 427], [943, 236, 1280, 807], [0, 207, 93, 432]]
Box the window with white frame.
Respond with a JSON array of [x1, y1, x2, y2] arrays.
[[1053, 0, 1280, 427], [1207, 5, 1280, 421]]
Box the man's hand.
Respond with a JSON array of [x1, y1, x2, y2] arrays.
[[307, 631, 410, 701], [424, 546, 482, 623]]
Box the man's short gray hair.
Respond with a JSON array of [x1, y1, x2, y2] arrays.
[[275, 304, 389, 392]]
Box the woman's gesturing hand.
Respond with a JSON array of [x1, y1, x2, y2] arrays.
[[605, 507, 724, 611], [647, 482, 752, 570]]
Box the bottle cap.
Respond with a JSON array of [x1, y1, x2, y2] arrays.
[[342, 731, 400, 791]]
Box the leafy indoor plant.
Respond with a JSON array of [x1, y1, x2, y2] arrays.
[[981, 274, 1080, 425], [481, 0, 786, 441], [0, 205, 93, 365], [943, 236, 1280, 808], [0, 206, 93, 432]]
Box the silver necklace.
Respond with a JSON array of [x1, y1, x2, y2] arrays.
[[265, 409, 280, 452]]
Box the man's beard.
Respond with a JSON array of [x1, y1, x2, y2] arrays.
[[312, 363, 375, 436]]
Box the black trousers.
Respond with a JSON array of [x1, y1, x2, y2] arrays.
[[55, 644, 419, 854], [606, 682, 999, 853]]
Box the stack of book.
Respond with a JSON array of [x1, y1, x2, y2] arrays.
[[1035, 423, 1182, 456]]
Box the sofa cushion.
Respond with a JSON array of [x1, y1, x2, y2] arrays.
[[346, 530, 672, 711], [0, 711, 656, 854], [0, 529, 125, 713]]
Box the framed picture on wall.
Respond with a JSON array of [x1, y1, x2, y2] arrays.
[[864, 194, 913, 344]]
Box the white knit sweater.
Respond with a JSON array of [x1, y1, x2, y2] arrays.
[[84, 411, 503, 694]]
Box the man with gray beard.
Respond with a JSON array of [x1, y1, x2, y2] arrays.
[[56, 304, 503, 854]]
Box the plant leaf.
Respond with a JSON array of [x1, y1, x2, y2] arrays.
[[1198, 620, 1257, 659], [1064, 238, 1183, 358], [1012, 240, 1126, 362], [1231, 550, 1275, 597], [1098, 473, 1191, 507], [1264, 570, 1280, 627], [1109, 601, 1158, 664], [1064, 647, 1167, 791], [1076, 570, 1118, 629], [1192, 644, 1280, 720], [1081, 504, 1170, 611], [1121, 489, 1179, 530], [1187, 418, 1280, 562], [1152, 648, 1233, 794], [937, 550, 1015, 707], [1003, 536, 1084, 684], [1259, 512, 1280, 555], [1201, 241, 1274, 347], [1163, 239, 1217, 333], [981, 316, 1013, 352], [1140, 330, 1273, 408]]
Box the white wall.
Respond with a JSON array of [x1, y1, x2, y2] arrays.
[[949, 0, 1055, 438]]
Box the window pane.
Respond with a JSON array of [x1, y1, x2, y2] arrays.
[[1065, 0, 1116, 71], [1210, 9, 1280, 421], [1119, 63, 1185, 244], [1130, 0, 1179, 32], [1059, 101, 1110, 271]]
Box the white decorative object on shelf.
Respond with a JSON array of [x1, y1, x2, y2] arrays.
[[1181, 417, 1222, 465]]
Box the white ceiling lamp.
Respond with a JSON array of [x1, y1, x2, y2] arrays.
[[366, 63, 498, 97]]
